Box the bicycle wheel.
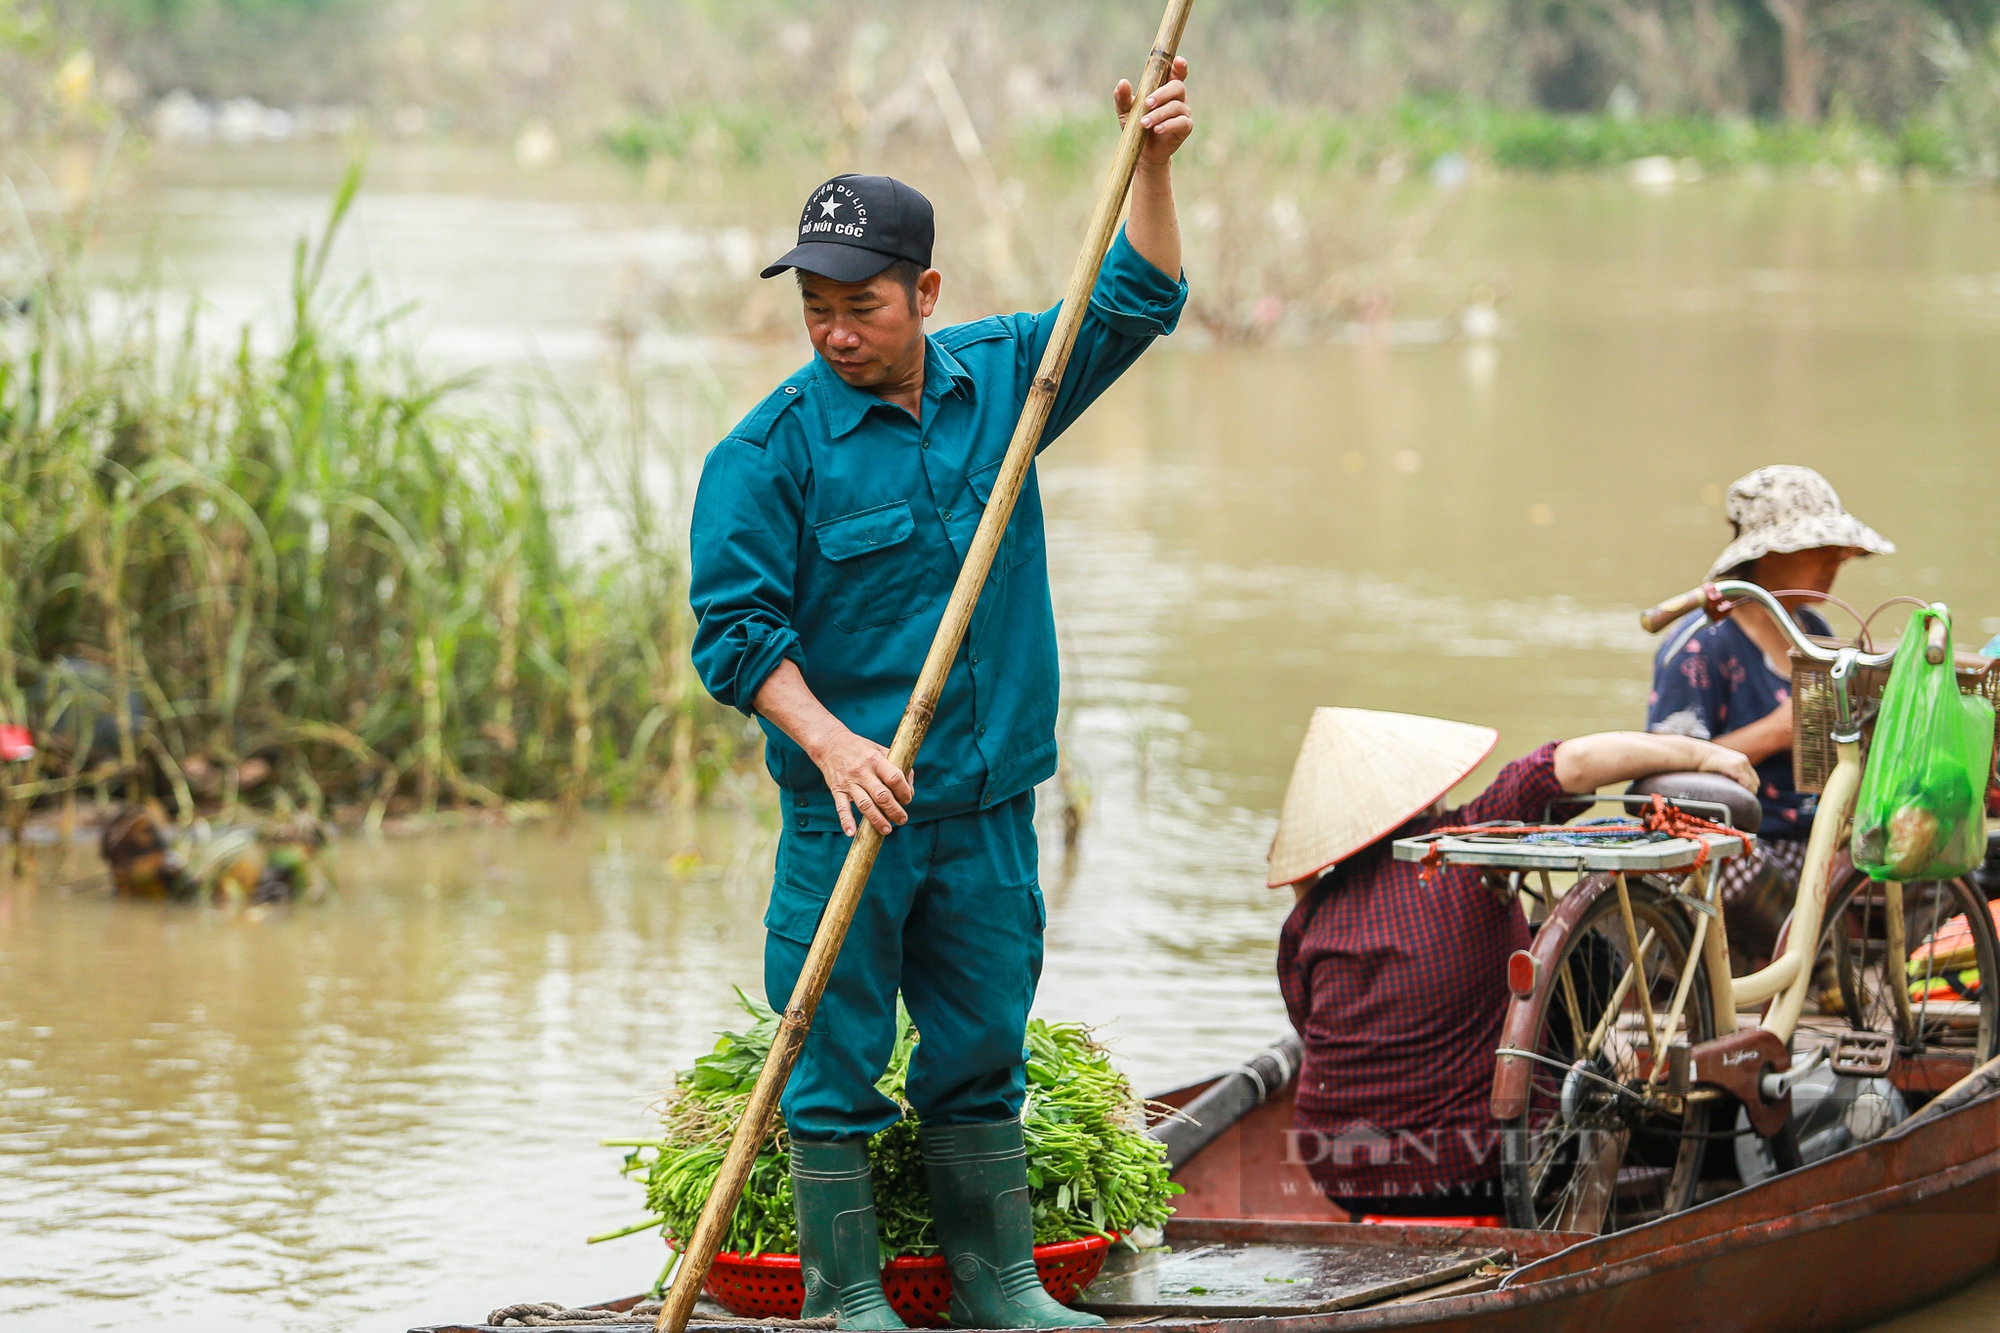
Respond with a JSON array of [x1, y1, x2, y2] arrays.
[[1502, 875, 1716, 1234], [1818, 863, 1999, 1062]]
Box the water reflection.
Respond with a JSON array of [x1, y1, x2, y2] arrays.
[[1, 817, 778, 1329]]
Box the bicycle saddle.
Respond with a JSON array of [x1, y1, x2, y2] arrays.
[[1628, 770, 1763, 835]]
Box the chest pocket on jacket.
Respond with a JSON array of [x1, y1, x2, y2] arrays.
[[814, 500, 936, 632], [966, 460, 1032, 581]]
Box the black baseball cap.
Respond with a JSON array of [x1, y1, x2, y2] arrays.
[[760, 174, 934, 282]]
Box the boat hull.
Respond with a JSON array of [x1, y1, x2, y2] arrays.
[[1168, 1065, 2000, 1331], [418, 1059, 2000, 1332]]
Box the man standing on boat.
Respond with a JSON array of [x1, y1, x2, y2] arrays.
[[688, 63, 1193, 1332]]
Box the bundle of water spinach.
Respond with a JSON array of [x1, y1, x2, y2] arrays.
[[605, 991, 1179, 1258]]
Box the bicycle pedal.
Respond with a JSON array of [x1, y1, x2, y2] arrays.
[[1829, 1031, 1895, 1077]]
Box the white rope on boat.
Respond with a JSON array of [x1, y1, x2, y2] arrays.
[[1239, 1041, 1296, 1104]]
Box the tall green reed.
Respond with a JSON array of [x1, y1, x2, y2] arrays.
[[0, 161, 743, 821]]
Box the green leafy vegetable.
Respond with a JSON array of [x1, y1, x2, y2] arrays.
[[609, 990, 1180, 1257]]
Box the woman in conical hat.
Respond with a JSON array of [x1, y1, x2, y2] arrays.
[[1645, 465, 1892, 979], [1272, 711, 1754, 1221]]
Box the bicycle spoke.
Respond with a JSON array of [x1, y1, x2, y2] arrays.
[[1913, 887, 1944, 1044], [1508, 877, 1714, 1234], [1585, 927, 1658, 1062], [1861, 890, 1883, 1030], [1614, 874, 1663, 1056], [1821, 871, 1998, 1059], [1551, 1128, 1626, 1234], [1558, 961, 1586, 1052]]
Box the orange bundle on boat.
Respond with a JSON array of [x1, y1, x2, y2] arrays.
[[1907, 900, 2000, 1001]]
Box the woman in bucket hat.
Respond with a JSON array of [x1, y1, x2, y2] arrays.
[[1645, 466, 1893, 974], [1272, 710, 1754, 1221]]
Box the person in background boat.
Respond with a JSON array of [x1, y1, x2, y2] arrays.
[[1646, 465, 1893, 975], [1270, 709, 1756, 1220], [687, 64, 1192, 1333]]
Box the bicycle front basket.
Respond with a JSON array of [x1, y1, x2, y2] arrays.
[[1791, 645, 2000, 794]]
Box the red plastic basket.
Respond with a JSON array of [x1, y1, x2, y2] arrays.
[[699, 1233, 1113, 1327]]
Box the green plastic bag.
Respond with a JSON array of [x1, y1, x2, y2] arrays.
[[1850, 608, 1994, 882]]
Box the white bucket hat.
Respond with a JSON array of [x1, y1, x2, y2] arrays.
[[1707, 465, 1894, 581], [1266, 708, 1498, 888]]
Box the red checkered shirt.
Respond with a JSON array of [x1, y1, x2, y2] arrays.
[[1277, 742, 1578, 1201]]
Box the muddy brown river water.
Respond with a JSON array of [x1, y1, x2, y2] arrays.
[[3, 146, 1998, 1330]]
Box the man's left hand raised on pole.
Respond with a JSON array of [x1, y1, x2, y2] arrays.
[[1115, 56, 1191, 280], [1115, 56, 1193, 165]]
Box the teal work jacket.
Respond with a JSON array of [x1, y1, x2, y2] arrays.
[[689, 228, 1187, 833]]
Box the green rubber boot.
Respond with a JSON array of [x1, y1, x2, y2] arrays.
[[919, 1120, 1107, 1329], [791, 1140, 908, 1331]]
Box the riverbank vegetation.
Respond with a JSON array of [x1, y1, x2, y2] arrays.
[[14, 1, 2000, 181], [0, 163, 744, 826], [602, 92, 1994, 185], [3, 4, 1998, 822], [600, 92, 1981, 344], [9, 3, 1997, 345]]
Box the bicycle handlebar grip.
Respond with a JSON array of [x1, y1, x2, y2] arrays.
[[1640, 587, 1707, 634], [1926, 615, 1949, 665]]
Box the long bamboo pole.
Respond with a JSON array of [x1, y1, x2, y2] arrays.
[[654, 5, 1195, 1330]]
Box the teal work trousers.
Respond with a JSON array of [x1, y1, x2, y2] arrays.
[[763, 791, 1045, 1141]]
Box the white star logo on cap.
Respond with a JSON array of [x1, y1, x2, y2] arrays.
[[819, 197, 842, 218]]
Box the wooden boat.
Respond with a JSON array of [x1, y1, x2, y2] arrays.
[[415, 1040, 2000, 1333]]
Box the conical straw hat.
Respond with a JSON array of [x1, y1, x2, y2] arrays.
[[1266, 708, 1498, 887]]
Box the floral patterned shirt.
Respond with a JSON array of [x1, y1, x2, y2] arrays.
[[1645, 608, 1829, 840]]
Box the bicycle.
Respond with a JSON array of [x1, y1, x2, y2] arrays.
[[1394, 580, 2000, 1234]]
